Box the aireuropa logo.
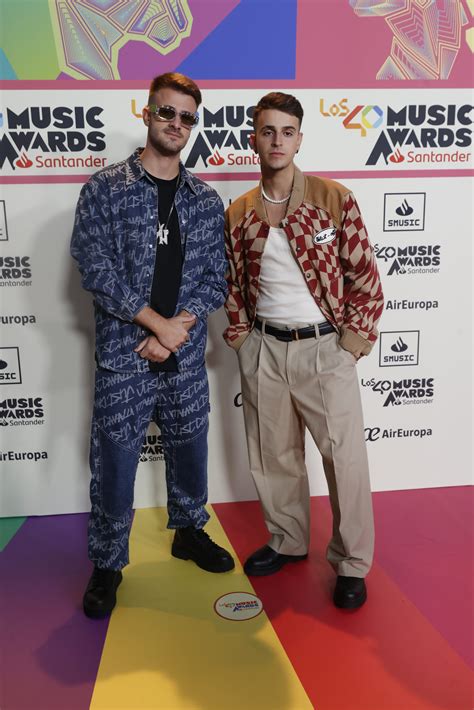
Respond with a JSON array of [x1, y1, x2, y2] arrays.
[[0, 347, 21, 385], [139, 434, 164, 462], [0, 105, 107, 171], [0, 256, 32, 287], [214, 592, 263, 621], [365, 426, 433, 443], [1, 314, 37, 326], [383, 193, 426, 231], [379, 331, 420, 367], [374, 243, 440, 276], [0, 397, 44, 427], [386, 298, 438, 312], [361, 376, 434, 407], [0, 450, 48, 462], [0, 200, 8, 241], [320, 99, 473, 166]]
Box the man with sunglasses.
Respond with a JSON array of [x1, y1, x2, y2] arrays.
[[224, 92, 383, 609], [71, 72, 234, 619]]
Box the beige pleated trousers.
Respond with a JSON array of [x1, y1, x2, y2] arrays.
[[238, 322, 374, 577]]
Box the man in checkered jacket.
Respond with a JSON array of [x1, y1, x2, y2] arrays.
[[223, 92, 384, 609]]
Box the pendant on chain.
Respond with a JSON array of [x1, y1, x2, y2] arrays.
[[156, 223, 169, 245]]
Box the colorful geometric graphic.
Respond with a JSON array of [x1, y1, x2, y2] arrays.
[[1, 0, 472, 83], [350, 0, 474, 79], [48, 0, 193, 80], [1, 488, 472, 709]]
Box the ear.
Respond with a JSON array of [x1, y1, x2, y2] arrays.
[[296, 131, 303, 153], [249, 133, 257, 153], [142, 106, 150, 127]]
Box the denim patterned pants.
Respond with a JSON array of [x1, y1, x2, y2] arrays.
[[88, 366, 210, 570]]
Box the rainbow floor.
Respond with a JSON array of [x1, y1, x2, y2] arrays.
[[1, 487, 472, 710]]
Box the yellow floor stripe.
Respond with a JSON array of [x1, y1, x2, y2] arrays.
[[90, 506, 313, 710]]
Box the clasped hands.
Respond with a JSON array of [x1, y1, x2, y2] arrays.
[[134, 310, 196, 363]]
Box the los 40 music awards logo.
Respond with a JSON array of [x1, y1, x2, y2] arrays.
[[374, 242, 441, 276], [0, 104, 108, 172], [319, 97, 472, 166], [0, 203, 33, 288], [361, 376, 435, 407], [0, 396, 45, 427], [139, 434, 164, 462], [131, 100, 258, 169]]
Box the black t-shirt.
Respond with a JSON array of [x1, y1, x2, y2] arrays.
[[147, 173, 182, 372]]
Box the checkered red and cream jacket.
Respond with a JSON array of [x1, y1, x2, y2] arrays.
[[223, 167, 384, 357]]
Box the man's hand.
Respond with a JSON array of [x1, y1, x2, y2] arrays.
[[176, 310, 197, 331], [133, 307, 196, 353], [154, 312, 195, 352], [134, 335, 171, 363]]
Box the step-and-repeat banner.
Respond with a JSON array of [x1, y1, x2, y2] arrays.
[[1, 0, 473, 515]]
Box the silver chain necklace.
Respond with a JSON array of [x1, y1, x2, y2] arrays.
[[156, 175, 179, 246], [261, 185, 291, 204]]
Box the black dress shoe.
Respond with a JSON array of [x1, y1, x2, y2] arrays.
[[333, 575, 367, 609], [83, 567, 123, 619], [171, 527, 235, 573], [244, 545, 308, 577]]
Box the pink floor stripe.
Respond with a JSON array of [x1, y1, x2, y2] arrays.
[[371, 486, 473, 669]]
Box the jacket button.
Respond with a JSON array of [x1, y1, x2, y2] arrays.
[[306, 272, 311, 279]]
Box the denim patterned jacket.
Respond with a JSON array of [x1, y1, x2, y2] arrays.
[[71, 148, 226, 373]]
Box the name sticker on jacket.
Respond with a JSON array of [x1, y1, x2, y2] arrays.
[[313, 227, 337, 245]]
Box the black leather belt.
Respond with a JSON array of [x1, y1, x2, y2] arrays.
[[254, 317, 336, 341]]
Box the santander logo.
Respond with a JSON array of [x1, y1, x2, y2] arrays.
[[208, 149, 225, 166], [389, 149, 405, 164], [15, 152, 33, 168]]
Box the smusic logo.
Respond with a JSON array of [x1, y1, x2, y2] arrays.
[[383, 193, 426, 232], [379, 331, 420, 367], [0, 200, 7, 241], [0, 347, 22, 384]]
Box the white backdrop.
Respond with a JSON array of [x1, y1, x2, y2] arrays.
[[0, 88, 472, 516]]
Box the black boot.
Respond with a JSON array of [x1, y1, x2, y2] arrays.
[[172, 527, 235, 573], [83, 567, 123, 619], [333, 575, 367, 609]]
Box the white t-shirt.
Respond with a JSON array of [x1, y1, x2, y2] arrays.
[[256, 227, 326, 324]]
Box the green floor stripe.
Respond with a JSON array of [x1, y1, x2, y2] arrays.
[[0, 517, 27, 552]]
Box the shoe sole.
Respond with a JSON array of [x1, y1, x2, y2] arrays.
[[83, 572, 123, 619], [171, 545, 235, 573], [244, 554, 308, 577]]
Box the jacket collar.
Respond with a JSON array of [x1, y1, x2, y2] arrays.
[[254, 165, 305, 222], [124, 148, 198, 194]]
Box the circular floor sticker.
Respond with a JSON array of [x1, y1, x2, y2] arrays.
[[214, 592, 263, 621]]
